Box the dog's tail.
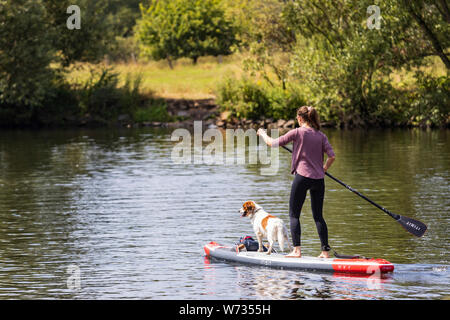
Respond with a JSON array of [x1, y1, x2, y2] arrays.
[[277, 223, 286, 251]]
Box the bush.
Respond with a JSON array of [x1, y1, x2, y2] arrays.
[[74, 67, 121, 118], [72, 66, 144, 120], [107, 36, 140, 63], [119, 72, 144, 113], [216, 77, 306, 120], [216, 78, 270, 120], [0, 0, 56, 108], [0, 79, 79, 127], [267, 85, 306, 120], [132, 99, 172, 123], [407, 72, 449, 127]]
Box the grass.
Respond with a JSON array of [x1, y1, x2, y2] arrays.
[[66, 54, 245, 100], [64, 53, 447, 122], [132, 99, 173, 123]]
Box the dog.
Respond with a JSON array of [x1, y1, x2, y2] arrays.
[[239, 201, 292, 255]]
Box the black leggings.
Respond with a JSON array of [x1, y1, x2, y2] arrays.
[[289, 174, 330, 251]]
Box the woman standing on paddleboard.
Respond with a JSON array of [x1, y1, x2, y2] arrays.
[[257, 106, 336, 258]]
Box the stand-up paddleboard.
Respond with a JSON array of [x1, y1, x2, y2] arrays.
[[204, 242, 394, 274]]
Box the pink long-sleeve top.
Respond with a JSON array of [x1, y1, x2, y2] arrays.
[[272, 127, 335, 179]]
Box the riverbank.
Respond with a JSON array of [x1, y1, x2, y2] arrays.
[[1, 95, 448, 130], [60, 59, 449, 130], [1, 57, 448, 130], [40, 97, 299, 130], [77, 96, 448, 130]]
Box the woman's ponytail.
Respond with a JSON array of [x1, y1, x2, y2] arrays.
[[297, 106, 321, 131]]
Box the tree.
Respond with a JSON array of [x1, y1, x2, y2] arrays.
[[136, 0, 238, 67], [105, 0, 142, 37], [0, 0, 119, 125], [400, 0, 450, 69], [0, 0, 56, 108], [241, 0, 297, 91], [43, 0, 112, 65], [236, 0, 449, 127]]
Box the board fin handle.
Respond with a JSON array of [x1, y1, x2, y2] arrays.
[[333, 250, 370, 260]]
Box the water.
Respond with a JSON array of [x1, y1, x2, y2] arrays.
[[0, 127, 448, 300]]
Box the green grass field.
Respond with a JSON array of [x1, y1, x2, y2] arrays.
[[65, 54, 446, 101], [66, 54, 245, 100]]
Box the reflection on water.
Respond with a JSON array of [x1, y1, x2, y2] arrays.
[[203, 257, 447, 300], [0, 127, 448, 299]]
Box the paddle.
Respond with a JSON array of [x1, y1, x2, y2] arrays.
[[280, 145, 427, 237]]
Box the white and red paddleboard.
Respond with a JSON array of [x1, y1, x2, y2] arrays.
[[204, 241, 394, 275]]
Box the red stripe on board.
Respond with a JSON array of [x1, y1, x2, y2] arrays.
[[332, 259, 394, 274]]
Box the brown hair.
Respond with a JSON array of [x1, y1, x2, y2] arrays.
[[297, 106, 321, 131]]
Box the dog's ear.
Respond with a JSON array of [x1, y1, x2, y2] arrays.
[[243, 201, 255, 213]]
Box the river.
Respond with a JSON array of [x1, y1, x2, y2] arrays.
[[0, 127, 448, 299]]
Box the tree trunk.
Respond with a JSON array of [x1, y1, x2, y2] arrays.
[[436, 0, 450, 23], [167, 58, 174, 69], [403, 1, 450, 69]]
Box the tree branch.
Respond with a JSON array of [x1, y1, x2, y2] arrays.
[[435, 0, 450, 23], [403, 0, 450, 69]]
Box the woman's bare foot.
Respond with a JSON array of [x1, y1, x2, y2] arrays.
[[318, 251, 330, 258], [285, 247, 301, 258]]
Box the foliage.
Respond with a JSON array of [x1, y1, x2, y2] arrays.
[[133, 99, 172, 123], [217, 77, 306, 120], [224, 0, 449, 128], [0, 0, 448, 128], [285, 0, 449, 127], [217, 78, 270, 120], [136, 0, 239, 66], [0, 0, 148, 127], [107, 36, 140, 63], [398, 0, 450, 69], [72, 67, 144, 119], [105, 0, 142, 37], [0, 0, 57, 108], [407, 72, 450, 127], [74, 67, 121, 117], [43, 0, 112, 65]]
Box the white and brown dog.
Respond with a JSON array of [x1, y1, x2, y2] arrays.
[[239, 201, 291, 255]]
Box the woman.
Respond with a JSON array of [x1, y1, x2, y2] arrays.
[[257, 106, 336, 258]]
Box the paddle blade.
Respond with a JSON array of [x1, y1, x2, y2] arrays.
[[397, 215, 427, 237]]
